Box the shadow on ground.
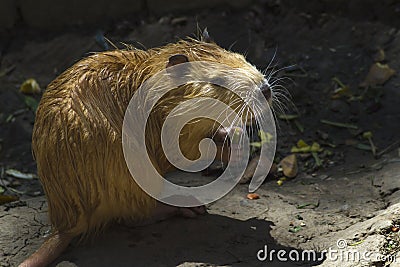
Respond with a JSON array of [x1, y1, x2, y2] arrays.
[[54, 215, 324, 267]]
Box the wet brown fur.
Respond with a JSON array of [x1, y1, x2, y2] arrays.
[[31, 39, 265, 250]]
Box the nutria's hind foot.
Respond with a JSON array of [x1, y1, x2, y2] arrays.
[[19, 232, 73, 267]]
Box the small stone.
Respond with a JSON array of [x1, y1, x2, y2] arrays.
[[0, 179, 10, 186], [366, 213, 374, 219], [340, 204, 349, 211], [280, 154, 298, 178], [318, 174, 329, 180], [329, 99, 349, 113], [56, 261, 78, 267], [32, 191, 42, 196], [316, 130, 329, 140]]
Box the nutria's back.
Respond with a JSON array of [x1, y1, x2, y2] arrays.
[[33, 49, 156, 235]]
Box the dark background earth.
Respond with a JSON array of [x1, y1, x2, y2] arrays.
[[1, 1, 400, 266]]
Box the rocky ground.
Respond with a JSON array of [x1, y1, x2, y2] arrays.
[[1, 1, 400, 266]]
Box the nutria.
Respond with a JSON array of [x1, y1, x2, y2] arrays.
[[20, 34, 273, 267]]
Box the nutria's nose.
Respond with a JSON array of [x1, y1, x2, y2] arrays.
[[261, 83, 271, 101]]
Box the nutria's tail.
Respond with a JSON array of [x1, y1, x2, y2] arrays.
[[18, 232, 73, 267]]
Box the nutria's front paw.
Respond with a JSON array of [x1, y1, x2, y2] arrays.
[[240, 154, 277, 184]]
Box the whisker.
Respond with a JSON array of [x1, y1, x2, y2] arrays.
[[262, 46, 278, 75], [266, 64, 297, 82]]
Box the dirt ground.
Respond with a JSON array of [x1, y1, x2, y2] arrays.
[[1, 1, 400, 266]]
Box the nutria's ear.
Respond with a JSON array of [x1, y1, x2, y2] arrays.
[[166, 54, 189, 68], [201, 28, 213, 43]]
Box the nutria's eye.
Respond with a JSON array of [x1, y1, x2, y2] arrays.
[[261, 83, 271, 101]]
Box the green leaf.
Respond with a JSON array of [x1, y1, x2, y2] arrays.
[[250, 142, 262, 148], [296, 201, 319, 209], [362, 131, 373, 139], [320, 119, 358, 129], [312, 152, 322, 167], [294, 120, 304, 133], [259, 130, 272, 144], [355, 143, 372, 151], [289, 226, 302, 233], [278, 114, 299, 120], [24, 96, 38, 112]]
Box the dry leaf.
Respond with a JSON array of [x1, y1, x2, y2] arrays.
[[0, 195, 19, 205], [360, 63, 395, 87]]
